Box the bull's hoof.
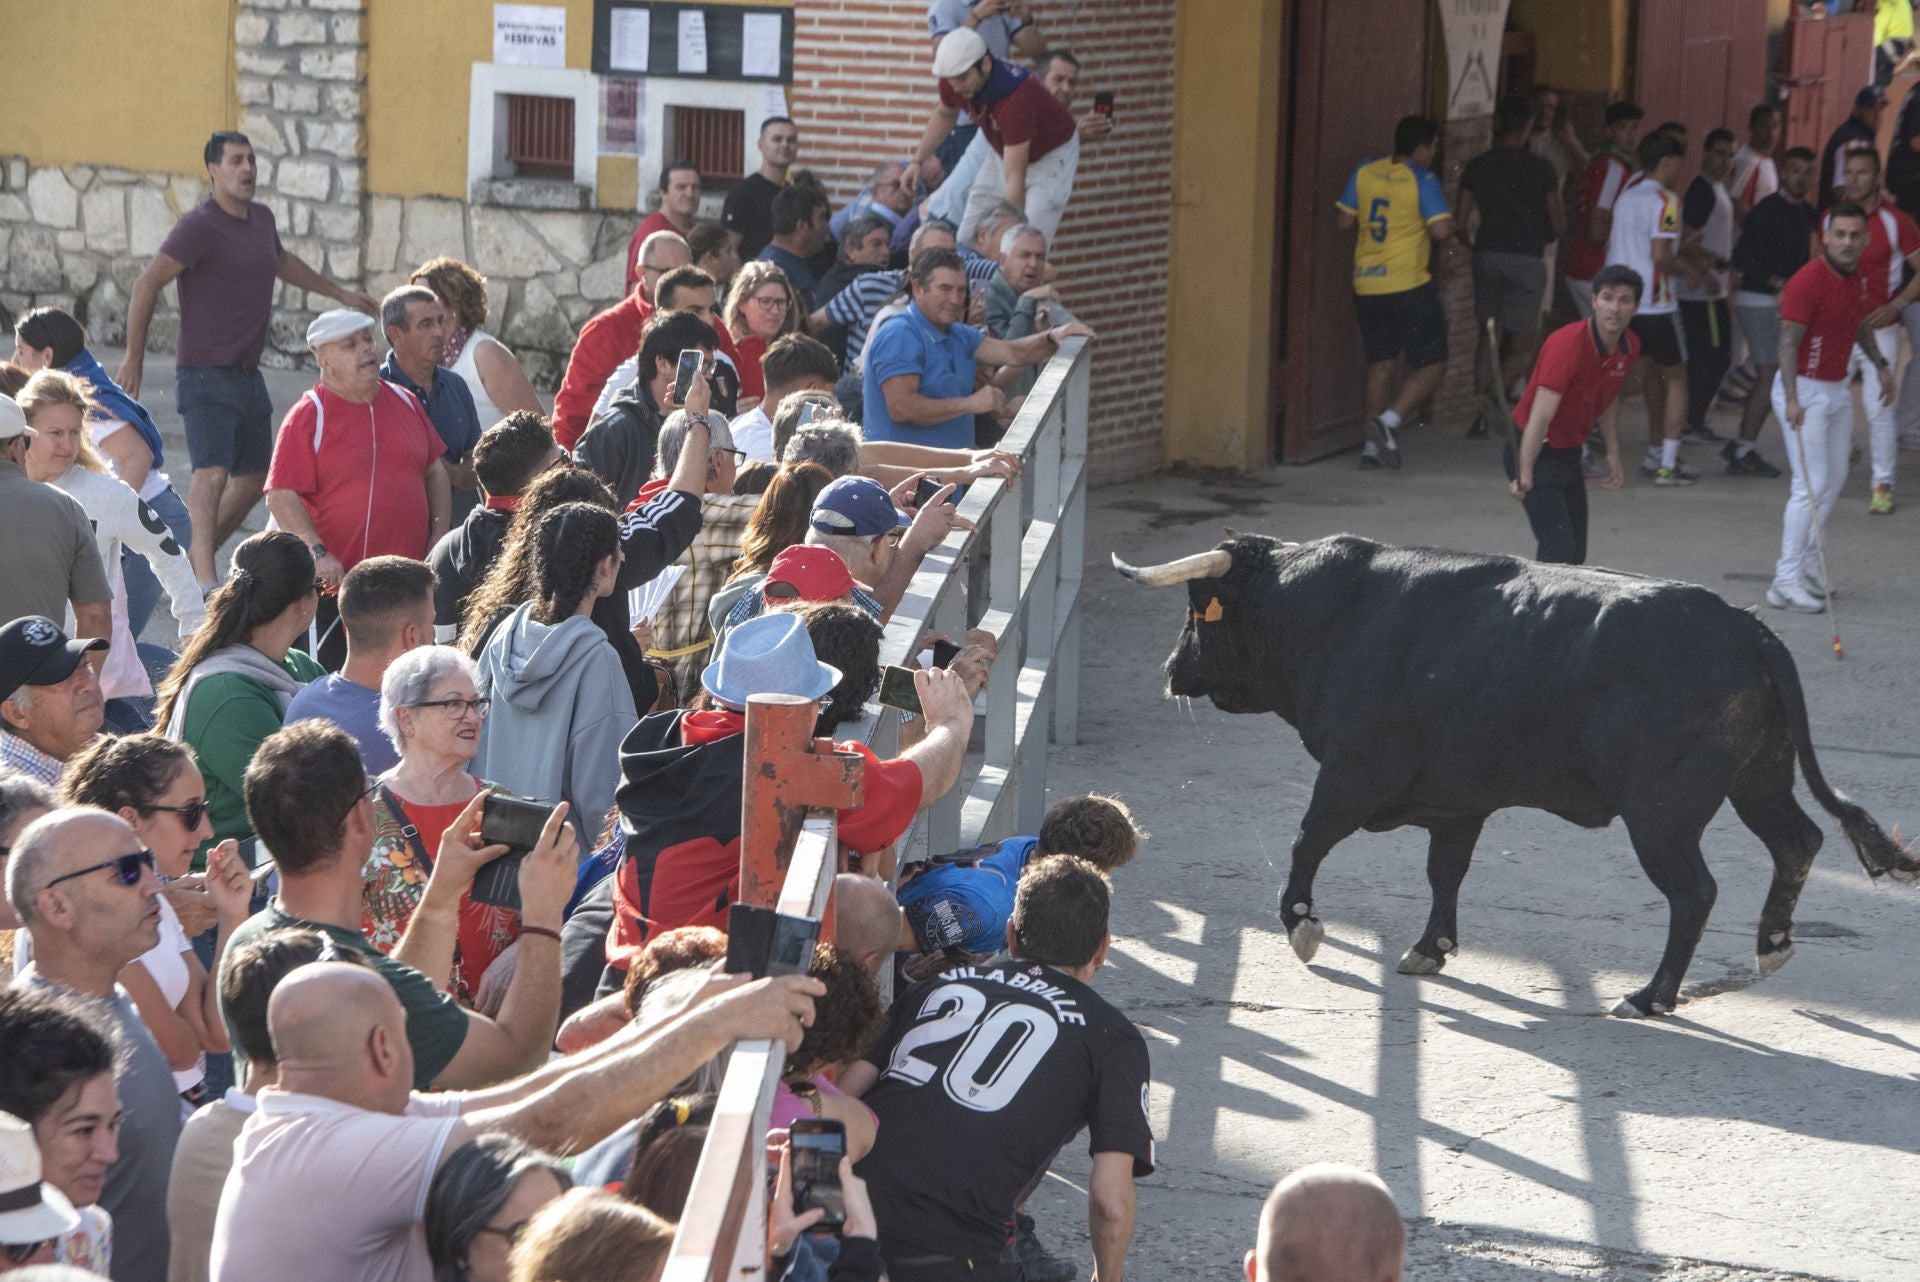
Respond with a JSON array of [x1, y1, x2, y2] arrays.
[[1396, 947, 1443, 975], [1610, 992, 1673, 1019], [1288, 916, 1325, 963], [1888, 861, 1920, 884], [1756, 943, 1795, 977]]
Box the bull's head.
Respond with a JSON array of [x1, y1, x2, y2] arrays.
[[1114, 538, 1284, 715]]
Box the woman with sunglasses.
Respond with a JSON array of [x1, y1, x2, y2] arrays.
[[364, 645, 522, 1006], [424, 1134, 569, 1282], [63, 735, 255, 1103], [154, 531, 325, 863], [722, 262, 804, 413]]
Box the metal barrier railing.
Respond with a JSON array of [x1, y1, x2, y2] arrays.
[[657, 338, 1091, 1279]]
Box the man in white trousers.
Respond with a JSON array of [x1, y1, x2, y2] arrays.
[[1770, 204, 1887, 613]]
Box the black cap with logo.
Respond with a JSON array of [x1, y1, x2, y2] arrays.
[[0, 617, 108, 706]]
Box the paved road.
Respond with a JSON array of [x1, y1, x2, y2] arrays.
[[1028, 405, 1920, 1280]]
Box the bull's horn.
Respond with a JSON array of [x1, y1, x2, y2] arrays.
[[1111, 549, 1232, 586]]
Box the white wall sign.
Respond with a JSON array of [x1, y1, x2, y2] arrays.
[[494, 4, 566, 68], [609, 8, 650, 73], [1438, 0, 1511, 121]]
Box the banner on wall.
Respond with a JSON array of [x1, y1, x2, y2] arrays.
[[1437, 0, 1511, 121], [599, 76, 643, 155]]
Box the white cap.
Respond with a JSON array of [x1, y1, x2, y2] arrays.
[[305, 308, 375, 349], [0, 1111, 81, 1246], [0, 395, 31, 443], [932, 26, 988, 79]]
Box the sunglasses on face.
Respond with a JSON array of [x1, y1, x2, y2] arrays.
[[145, 799, 208, 830], [43, 849, 155, 890]]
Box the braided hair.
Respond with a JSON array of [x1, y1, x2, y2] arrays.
[[458, 467, 616, 652], [155, 532, 314, 730], [529, 501, 620, 624]]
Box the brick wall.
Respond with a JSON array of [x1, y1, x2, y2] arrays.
[[790, 1, 1175, 484]]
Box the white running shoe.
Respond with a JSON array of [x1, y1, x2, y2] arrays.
[[1802, 566, 1829, 599], [1766, 584, 1826, 613]]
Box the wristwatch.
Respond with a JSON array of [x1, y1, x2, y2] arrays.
[[309, 542, 329, 561]]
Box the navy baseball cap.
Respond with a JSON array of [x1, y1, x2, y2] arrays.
[[809, 476, 910, 537], [1857, 84, 1887, 108], [0, 617, 106, 706]]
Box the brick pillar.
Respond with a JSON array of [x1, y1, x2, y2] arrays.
[[1433, 114, 1495, 429], [233, 0, 368, 365]]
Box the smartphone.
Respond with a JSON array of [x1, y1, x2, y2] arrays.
[[673, 348, 704, 403], [877, 664, 923, 716], [800, 400, 825, 426], [930, 639, 962, 669], [913, 476, 943, 509], [472, 796, 556, 911], [789, 1118, 847, 1230], [1093, 90, 1114, 118]]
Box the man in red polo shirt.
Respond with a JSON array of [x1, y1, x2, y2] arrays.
[[909, 26, 1080, 248], [550, 231, 689, 449], [1769, 203, 1888, 613], [265, 309, 450, 670], [1824, 147, 1920, 515], [605, 611, 976, 968], [1508, 264, 1642, 564], [625, 161, 702, 295]]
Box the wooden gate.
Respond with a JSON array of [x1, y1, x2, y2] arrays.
[[1777, 10, 1877, 157], [1276, 0, 1433, 463], [1631, 0, 1768, 181]]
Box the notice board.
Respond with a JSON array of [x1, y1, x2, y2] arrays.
[[592, 3, 794, 82]]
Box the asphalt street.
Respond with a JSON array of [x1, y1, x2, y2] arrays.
[[1029, 400, 1920, 1281]]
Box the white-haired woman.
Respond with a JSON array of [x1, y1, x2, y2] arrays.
[[363, 644, 520, 1007]]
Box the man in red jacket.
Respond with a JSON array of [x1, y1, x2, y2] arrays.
[[551, 231, 690, 449]]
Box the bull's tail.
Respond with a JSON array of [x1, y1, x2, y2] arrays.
[[1756, 623, 1919, 881]]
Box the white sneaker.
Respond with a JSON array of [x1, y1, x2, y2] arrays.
[[1802, 567, 1829, 599], [1767, 584, 1826, 613]]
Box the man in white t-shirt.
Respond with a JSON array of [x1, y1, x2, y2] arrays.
[[1607, 131, 1705, 485], [1677, 129, 1738, 449], [209, 957, 821, 1282], [732, 333, 841, 463], [1730, 104, 1781, 224]]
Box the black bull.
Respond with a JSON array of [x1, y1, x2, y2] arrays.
[[1116, 534, 1918, 1017]]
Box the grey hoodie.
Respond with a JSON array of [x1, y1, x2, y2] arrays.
[[474, 604, 638, 862]]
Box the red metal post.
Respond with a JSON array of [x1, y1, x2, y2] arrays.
[[738, 694, 864, 933]]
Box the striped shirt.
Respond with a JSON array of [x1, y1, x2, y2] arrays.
[[0, 729, 65, 785], [825, 273, 907, 368]]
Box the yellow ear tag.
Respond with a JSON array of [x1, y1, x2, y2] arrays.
[[1198, 597, 1224, 623]]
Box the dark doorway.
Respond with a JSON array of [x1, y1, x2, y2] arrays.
[[1274, 0, 1433, 462]]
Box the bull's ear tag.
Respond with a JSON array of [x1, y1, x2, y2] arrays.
[[1195, 597, 1224, 623]]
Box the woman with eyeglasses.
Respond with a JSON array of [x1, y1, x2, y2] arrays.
[[62, 735, 254, 1103], [722, 262, 804, 413], [425, 1134, 570, 1282], [474, 503, 637, 867], [154, 532, 325, 862], [364, 645, 523, 1006]]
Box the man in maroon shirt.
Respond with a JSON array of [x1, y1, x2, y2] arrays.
[[625, 161, 703, 295], [1508, 264, 1642, 564], [120, 132, 375, 589], [910, 26, 1081, 248]]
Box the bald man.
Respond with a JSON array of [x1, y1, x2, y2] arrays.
[[833, 872, 905, 977], [1246, 1164, 1405, 1282], [6, 808, 183, 1282], [209, 958, 823, 1282], [553, 230, 695, 448]]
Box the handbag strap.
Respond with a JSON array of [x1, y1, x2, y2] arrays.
[[378, 784, 436, 877]]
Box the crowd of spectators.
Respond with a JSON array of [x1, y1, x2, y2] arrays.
[[1352, 68, 1920, 604], [0, 4, 1288, 1281]]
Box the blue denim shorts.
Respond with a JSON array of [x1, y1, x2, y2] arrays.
[[176, 364, 274, 474]]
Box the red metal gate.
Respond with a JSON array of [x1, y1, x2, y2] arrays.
[[1631, 0, 1768, 182], [1777, 11, 1877, 157]]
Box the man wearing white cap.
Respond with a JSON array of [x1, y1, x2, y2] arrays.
[[910, 25, 1081, 247], [0, 1110, 81, 1269], [0, 397, 111, 653], [263, 310, 451, 671]]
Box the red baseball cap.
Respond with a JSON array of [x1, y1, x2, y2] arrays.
[[765, 546, 855, 601]]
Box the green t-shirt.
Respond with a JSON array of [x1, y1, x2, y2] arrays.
[[222, 901, 470, 1090], [179, 650, 327, 859]]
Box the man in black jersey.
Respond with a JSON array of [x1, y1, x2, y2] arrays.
[[843, 855, 1154, 1282]]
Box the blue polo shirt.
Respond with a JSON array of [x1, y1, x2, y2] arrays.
[[896, 835, 1039, 954], [380, 355, 482, 462], [861, 301, 985, 449]]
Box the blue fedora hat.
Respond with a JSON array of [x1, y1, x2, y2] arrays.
[[702, 612, 842, 708]]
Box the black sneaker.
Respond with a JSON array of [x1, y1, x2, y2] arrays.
[[1359, 451, 1382, 469], [1681, 422, 1726, 445], [1362, 416, 1402, 469], [1726, 449, 1782, 478], [1015, 1214, 1077, 1282]]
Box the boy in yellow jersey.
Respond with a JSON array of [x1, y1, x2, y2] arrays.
[[1336, 116, 1456, 469]]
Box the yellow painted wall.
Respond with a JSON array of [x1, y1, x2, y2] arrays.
[[0, 0, 235, 174], [1162, 0, 1284, 471], [1510, 0, 1628, 94], [368, 0, 793, 199]]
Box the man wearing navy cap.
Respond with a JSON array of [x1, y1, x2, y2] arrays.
[[0, 617, 108, 785], [1820, 86, 1887, 211]]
